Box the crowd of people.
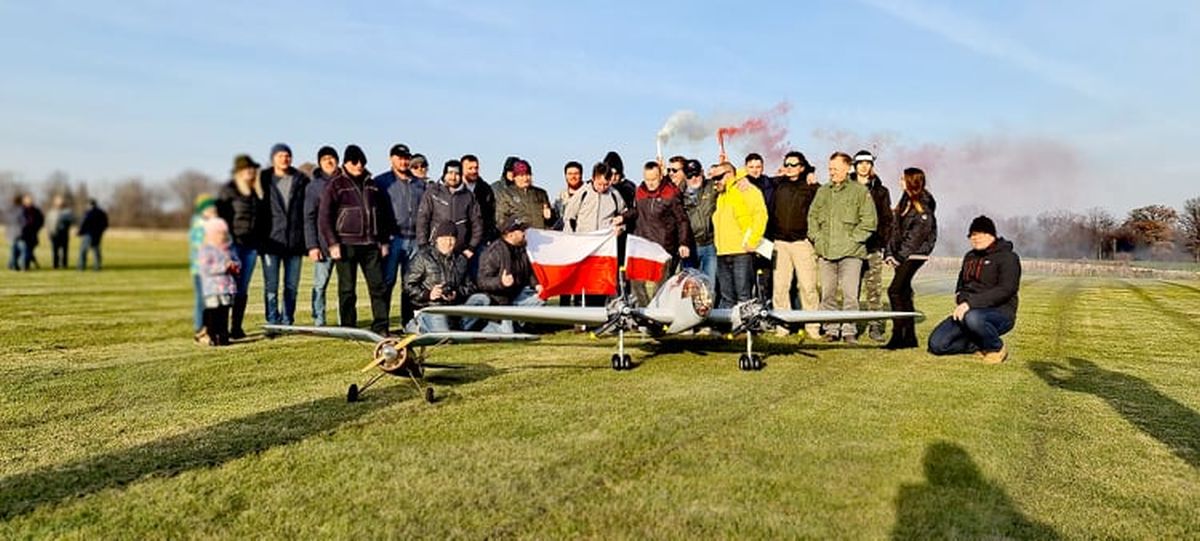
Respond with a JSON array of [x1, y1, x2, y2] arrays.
[[5, 194, 108, 272], [189, 142, 1021, 363]]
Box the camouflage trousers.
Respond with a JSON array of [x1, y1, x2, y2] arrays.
[[860, 250, 886, 335]]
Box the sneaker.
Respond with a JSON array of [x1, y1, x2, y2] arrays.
[[981, 345, 1009, 365], [194, 329, 210, 346], [843, 335, 859, 345], [229, 329, 247, 340], [868, 326, 886, 343]]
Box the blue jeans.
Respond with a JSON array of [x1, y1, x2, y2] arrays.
[[686, 243, 718, 281], [382, 236, 415, 288], [716, 253, 755, 309], [78, 235, 101, 270], [8, 240, 27, 270], [231, 244, 258, 299], [311, 258, 333, 326], [463, 288, 545, 333], [409, 311, 452, 333], [192, 274, 205, 332], [928, 308, 1014, 355], [261, 253, 302, 325]]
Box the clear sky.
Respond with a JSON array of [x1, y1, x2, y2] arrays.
[[1, 0, 1197, 216]]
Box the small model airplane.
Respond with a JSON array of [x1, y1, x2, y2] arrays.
[[421, 268, 923, 371], [262, 325, 538, 402]]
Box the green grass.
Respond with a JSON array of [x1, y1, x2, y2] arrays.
[[1, 234, 1199, 539]]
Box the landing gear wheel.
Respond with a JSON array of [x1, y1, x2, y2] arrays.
[[738, 354, 750, 371], [347, 384, 360, 403], [622, 354, 633, 370], [752, 355, 765, 371], [611, 353, 621, 371], [424, 387, 436, 403]]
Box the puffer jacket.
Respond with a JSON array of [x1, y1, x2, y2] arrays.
[[477, 238, 537, 304], [807, 179, 877, 260], [682, 179, 718, 246], [415, 183, 483, 252], [626, 181, 692, 255], [319, 170, 396, 248], [259, 167, 310, 255], [404, 247, 474, 308], [955, 238, 1021, 322], [495, 184, 554, 230], [218, 180, 268, 249], [887, 191, 937, 262]]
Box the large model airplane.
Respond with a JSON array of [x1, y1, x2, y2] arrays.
[[421, 268, 923, 371]]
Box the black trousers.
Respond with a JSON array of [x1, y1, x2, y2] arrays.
[[51, 234, 69, 269], [203, 306, 231, 345], [887, 259, 926, 344], [335, 244, 391, 334]]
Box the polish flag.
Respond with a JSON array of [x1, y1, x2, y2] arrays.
[[526, 229, 618, 300], [625, 234, 672, 283]]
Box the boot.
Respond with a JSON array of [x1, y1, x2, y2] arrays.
[[230, 295, 248, 340]]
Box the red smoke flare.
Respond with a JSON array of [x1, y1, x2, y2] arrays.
[[715, 102, 792, 163]]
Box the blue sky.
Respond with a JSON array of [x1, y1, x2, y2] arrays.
[[1, 0, 1197, 215]]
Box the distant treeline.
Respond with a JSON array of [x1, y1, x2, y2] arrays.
[[2, 167, 1198, 262]]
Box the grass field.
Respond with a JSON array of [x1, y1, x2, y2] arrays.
[[1, 234, 1199, 539]]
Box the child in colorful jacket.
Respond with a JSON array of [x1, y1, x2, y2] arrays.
[[199, 217, 241, 346]]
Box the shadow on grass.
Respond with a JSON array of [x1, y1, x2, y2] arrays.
[[0, 385, 416, 520], [1030, 357, 1200, 469], [892, 441, 1059, 540]]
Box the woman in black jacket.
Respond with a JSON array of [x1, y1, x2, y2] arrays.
[[217, 154, 269, 339], [883, 167, 937, 350]]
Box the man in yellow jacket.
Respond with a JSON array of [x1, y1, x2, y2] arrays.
[[711, 162, 768, 309]]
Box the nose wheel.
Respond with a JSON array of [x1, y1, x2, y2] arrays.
[[738, 353, 765, 371], [611, 353, 634, 371]]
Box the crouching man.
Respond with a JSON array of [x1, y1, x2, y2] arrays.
[[405, 221, 474, 332], [464, 217, 545, 333], [928, 216, 1021, 364]]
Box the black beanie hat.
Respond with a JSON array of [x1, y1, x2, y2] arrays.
[[443, 159, 462, 178], [432, 221, 457, 239], [968, 215, 997, 237], [343, 145, 367, 165], [317, 146, 338, 162]]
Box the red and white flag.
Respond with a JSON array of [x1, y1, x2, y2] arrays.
[[526, 229, 618, 300], [625, 234, 672, 283]]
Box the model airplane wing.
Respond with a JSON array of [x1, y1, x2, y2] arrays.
[[417, 305, 611, 325], [417, 305, 678, 327], [706, 309, 924, 325], [263, 324, 539, 347]]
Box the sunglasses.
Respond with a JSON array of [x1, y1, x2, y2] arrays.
[[784, 162, 802, 167], [667, 167, 681, 173]]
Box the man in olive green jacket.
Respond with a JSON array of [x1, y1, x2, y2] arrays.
[[807, 152, 878, 342]]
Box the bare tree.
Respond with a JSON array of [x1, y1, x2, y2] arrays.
[[1084, 207, 1117, 260], [296, 161, 317, 178], [167, 169, 219, 227], [40, 170, 74, 208], [0, 170, 29, 207], [107, 177, 168, 228], [1180, 197, 1200, 262]]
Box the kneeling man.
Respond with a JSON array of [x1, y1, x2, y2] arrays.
[[928, 216, 1021, 363], [405, 221, 474, 332], [465, 217, 545, 332]]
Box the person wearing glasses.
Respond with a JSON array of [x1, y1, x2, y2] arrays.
[[768, 151, 822, 338], [681, 159, 718, 282], [666, 155, 688, 189], [712, 162, 768, 309], [319, 145, 396, 336], [409, 154, 433, 186]]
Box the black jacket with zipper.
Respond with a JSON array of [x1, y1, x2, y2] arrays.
[[404, 247, 473, 308], [886, 191, 937, 262], [318, 170, 395, 248], [768, 178, 820, 242], [415, 183, 483, 253], [259, 167, 310, 255], [477, 238, 537, 304], [955, 238, 1021, 322]]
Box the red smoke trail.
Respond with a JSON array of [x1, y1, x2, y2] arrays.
[[716, 102, 792, 164]]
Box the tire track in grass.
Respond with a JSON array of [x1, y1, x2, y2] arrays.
[[1122, 280, 1200, 332], [1156, 280, 1200, 297], [1021, 278, 1083, 492]]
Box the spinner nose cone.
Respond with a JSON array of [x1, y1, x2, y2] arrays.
[[381, 345, 399, 362]]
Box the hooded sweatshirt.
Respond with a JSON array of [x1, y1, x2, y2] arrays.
[[955, 238, 1021, 322]]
